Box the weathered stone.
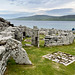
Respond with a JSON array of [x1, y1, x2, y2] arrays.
[[18, 25, 32, 38], [0, 37, 32, 75], [31, 26, 39, 47], [44, 32, 74, 46], [43, 51, 75, 66], [0, 18, 32, 75], [0, 17, 14, 32], [25, 44, 32, 47]]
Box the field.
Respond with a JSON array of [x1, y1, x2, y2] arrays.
[[5, 35, 75, 75]]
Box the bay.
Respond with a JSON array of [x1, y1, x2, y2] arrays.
[[8, 20, 75, 30]]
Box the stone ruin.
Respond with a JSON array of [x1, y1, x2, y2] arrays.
[[44, 29, 74, 46], [18, 25, 32, 38], [39, 28, 58, 35], [43, 51, 75, 66], [0, 18, 32, 75], [36, 28, 74, 47], [39, 28, 49, 35], [0, 17, 75, 74], [32, 26, 39, 47], [0, 25, 32, 42]]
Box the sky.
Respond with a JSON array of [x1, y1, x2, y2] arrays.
[[0, 0, 75, 19]]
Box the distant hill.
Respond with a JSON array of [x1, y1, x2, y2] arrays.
[[13, 15, 75, 21], [59, 15, 75, 21]]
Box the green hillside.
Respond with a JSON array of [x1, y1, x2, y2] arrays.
[[13, 15, 75, 21]]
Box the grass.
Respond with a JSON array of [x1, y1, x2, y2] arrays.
[[4, 35, 75, 75]]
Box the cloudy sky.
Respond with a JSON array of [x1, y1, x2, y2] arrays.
[[0, 0, 75, 19]]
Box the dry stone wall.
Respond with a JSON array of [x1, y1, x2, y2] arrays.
[[45, 32, 74, 46]]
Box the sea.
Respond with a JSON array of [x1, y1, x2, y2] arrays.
[[8, 20, 75, 30]]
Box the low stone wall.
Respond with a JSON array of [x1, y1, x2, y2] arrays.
[[44, 32, 74, 46], [39, 28, 72, 36]]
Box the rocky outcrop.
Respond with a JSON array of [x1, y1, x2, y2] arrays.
[[0, 34, 32, 75], [8, 38, 32, 64], [0, 17, 14, 32], [0, 26, 23, 41], [0, 18, 32, 75], [0, 37, 32, 75]]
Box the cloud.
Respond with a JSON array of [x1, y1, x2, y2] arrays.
[[0, 0, 75, 18], [0, 11, 34, 19], [45, 8, 74, 16], [8, 0, 75, 8]]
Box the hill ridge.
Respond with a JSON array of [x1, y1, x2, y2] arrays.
[[13, 15, 75, 21]]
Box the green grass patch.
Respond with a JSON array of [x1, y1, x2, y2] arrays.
[[5, 35, 75, 75]]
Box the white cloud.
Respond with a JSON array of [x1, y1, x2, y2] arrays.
[[0, 0, 75, 18]]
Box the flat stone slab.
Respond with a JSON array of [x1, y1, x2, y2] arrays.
[[25, 44, 32, 47], [24, 39, 31, 42], [0, 46, 5, 54], [43, 51, 75, 66]]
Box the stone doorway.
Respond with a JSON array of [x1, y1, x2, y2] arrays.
[[35, 37, 38, 45], [23, 32, 26, 38]]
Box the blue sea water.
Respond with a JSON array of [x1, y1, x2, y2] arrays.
[[8, 20, 75, 30]]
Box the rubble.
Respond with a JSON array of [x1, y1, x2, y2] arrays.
[[43, 51, 75, 66]]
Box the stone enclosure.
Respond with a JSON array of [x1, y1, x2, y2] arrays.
[[39, 28, 75, 47], [43, 51, 75, 66], [44, 29, 74, 46]]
